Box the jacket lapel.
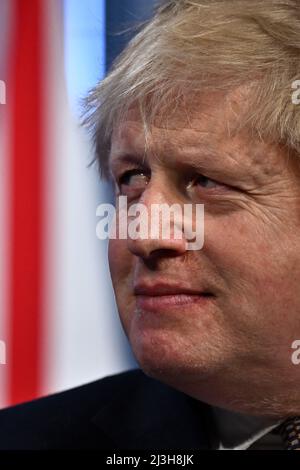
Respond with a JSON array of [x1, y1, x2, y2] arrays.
[[91, 374, 213, 449]]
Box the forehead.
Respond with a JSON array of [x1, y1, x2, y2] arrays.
[[110, 90, 242, 157], [109, 87, 292, 182]]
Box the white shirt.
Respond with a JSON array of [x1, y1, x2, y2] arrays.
[[212, 406, 284, 450]]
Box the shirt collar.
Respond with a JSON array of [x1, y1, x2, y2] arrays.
[[212, 406, 283, 450]]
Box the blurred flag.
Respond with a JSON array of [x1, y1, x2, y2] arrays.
[[0, 0, 133, 409]]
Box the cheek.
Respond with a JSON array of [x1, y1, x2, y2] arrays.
[[108, 239, 118, 274], [108, 239, 130, 280], [108, 239, 135, 332], [205, 210, 296, 281], [204, 214, 300, 327], [108, 238, 134, 306], [203, 214, 266, 282]]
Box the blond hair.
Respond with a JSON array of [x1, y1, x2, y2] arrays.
[[84, 0, 300, 179]]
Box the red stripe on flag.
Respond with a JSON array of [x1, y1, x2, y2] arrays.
[[8, 0, 45, 405]]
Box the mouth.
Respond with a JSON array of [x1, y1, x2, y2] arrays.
[[133, 281, 214, 312]]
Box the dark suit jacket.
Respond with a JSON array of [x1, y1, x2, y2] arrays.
[[0, 369, 213, 450]]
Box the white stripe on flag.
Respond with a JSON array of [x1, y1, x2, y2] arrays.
[[41, 0, 133, 397]]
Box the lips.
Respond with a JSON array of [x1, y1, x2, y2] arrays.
[[133, 281, 214, 312], [134, 281, 212, 296]]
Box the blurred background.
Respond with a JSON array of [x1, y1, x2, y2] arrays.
[[0, 0, 155, 409]]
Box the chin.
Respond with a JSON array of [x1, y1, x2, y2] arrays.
[[124, 306, 237, 395], [129, 328, 221, 388]]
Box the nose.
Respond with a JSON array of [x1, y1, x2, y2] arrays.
[[126, 182, 188, 260]]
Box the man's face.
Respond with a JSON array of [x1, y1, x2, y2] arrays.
[[108, 89, 300, 416]]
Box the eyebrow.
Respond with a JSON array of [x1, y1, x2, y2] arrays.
[[108, 153, 149, 179], [108, 140, 250, 185], [109, 145, 228, 176]]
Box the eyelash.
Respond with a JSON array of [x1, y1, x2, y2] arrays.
[[117, 168, 146, 186], [116, 168, 227, 194]]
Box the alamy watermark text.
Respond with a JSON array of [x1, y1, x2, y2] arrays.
[[0, 80, 6, 105], [96, 197, 205, 250], [0, 340, 6, 365]]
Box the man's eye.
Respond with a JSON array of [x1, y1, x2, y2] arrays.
[[117, 169, 149, 195], [188, 174, 220, 190]]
